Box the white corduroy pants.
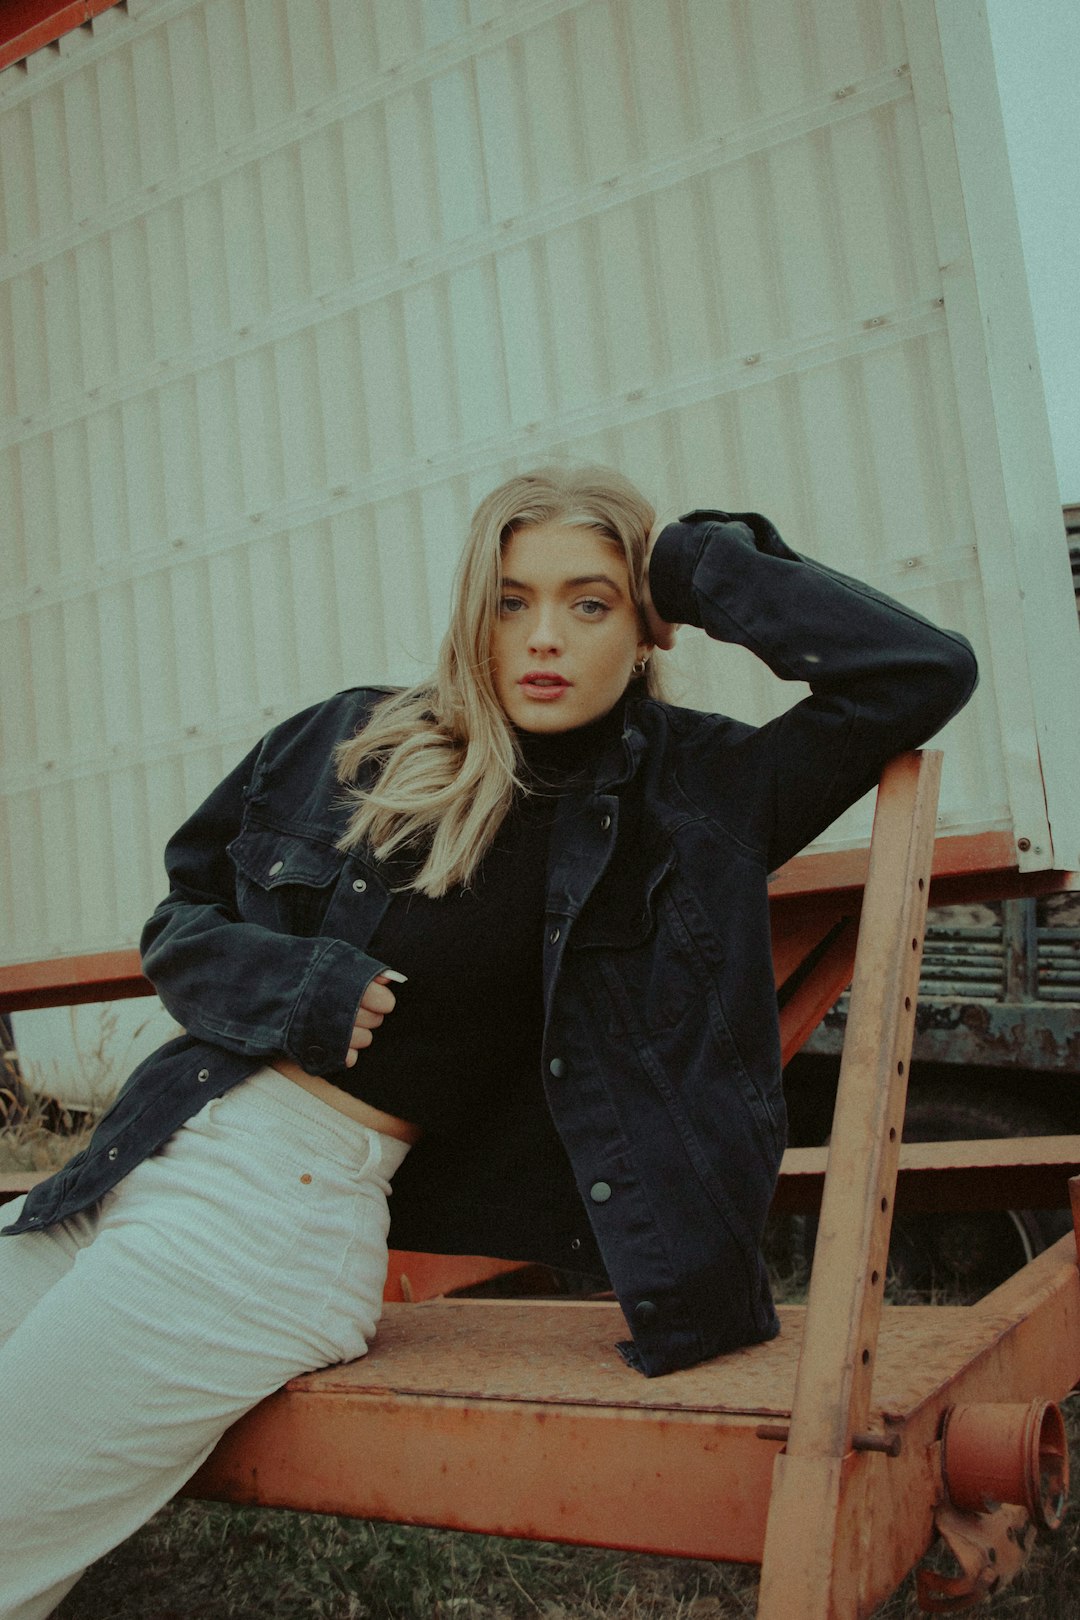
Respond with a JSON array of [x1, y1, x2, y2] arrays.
[[0, 1066, 410, 1620]]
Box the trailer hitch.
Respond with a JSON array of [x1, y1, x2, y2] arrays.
[[917, 1401, 1068, 1611], [916, 1501, 1035, 1611]]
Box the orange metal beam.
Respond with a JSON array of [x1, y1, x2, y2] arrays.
[[768, 827, 1074, 902], [768, 897, 854, 987], [774, 1136, 1080, 1215], [186, 1239, 1080, 1589], [0, 950, 148, 1012], [383, 1252, 529, 1302], [759, 750, 941, 1618], [778, 919, 859, 1066], [0, 0, 119, 72]]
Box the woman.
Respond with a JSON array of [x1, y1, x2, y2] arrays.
[[0, 466, 977, 1617]]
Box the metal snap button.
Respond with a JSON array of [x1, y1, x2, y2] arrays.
[[107, 1147, 119, 1161], [570, 1237, 582, 1251], [549, 927, 560, 944], [268, 860, 284, 876], [197, 1068, 210, 1083], [548, 1057, 566, 1079], [589, 1181, 612, 1204], [307, 1045, 327, 1064], [352, 878, 367, 893], [600, 814, 611, 830], [635, 1299, 659, 1325]]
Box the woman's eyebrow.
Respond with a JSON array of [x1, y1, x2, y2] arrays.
[[501, 574, 623, 592]]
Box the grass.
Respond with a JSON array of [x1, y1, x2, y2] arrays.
[[4, 1074, 1080, 1619], [56, 1509, 764, 1619]]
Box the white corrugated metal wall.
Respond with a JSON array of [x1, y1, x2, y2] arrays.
[[1, 0, 1075, 966]]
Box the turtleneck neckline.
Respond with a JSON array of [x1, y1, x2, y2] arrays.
[[514, 694, 628, 789]]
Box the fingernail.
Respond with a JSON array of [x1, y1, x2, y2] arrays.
[[379, 969, 408, 984]]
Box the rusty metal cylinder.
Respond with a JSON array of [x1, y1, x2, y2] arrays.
[[941, 1401, 1069, 1530]]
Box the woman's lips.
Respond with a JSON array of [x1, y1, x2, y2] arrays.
[[519, 675, 570, 701]]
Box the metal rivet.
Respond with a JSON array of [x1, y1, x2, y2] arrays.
[[548, 1057, 566, 1079], [197, 1068, 210, 1083], [570, 1237, 582, 1251], [549, 927, 560, 944], [352, 878, 367, 893], [635, 1299, 659, 1324], [589, 1181, 612, 1204], [268, 859, 284, 876], [600, 814, 611, 830], [107, 1147, 119, 1161]]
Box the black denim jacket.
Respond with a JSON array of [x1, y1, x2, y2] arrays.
[[6, 514, 977, 1375]]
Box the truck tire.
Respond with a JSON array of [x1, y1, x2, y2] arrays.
[[794, 1079, 1072, 1301], [888, 1082, 1072, 1300]]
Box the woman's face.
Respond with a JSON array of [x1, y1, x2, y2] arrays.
[[490, 522, 650, 733]]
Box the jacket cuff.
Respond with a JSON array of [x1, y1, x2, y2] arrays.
[[283, 937, 390, 1074], [647, 519, 709, 626]]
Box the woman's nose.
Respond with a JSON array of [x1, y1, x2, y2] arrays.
[[527, 606, 562, 653]]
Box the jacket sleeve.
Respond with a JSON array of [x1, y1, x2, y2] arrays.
[[139, 728, 390, 1070], [648, 511, 979, 871]]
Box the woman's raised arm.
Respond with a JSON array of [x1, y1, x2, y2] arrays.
[[645, 510, 978, 871]]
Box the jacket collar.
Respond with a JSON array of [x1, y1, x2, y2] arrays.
[[591, 701, 649, 792]]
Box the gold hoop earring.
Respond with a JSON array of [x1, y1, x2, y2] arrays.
[[632, 658, 648, 676]]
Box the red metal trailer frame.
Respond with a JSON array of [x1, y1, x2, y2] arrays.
[[3, 753, 1079, 1615]]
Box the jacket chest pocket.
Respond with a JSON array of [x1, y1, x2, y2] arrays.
[[570, 849, 700, 1034], [228, 818, 346, 936]]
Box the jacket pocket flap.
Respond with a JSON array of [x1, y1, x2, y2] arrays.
[[228, 819, 344, 891], [571, 848, 676, 950]]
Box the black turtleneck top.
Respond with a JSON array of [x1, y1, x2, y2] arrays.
[[338, 700, 627, 1133]]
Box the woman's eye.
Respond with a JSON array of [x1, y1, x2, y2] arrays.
[[499, 596, 526, 615], [577, 598, 610, 617]]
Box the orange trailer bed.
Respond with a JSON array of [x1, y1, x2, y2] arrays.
[[3, 752, 1079, 1616]]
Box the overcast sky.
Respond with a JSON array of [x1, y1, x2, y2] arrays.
[[986, 0, 1080, 502]]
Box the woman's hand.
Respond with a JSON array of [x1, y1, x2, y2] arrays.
[[641, 517, 681, 652], [344, 971, 405, 1068]]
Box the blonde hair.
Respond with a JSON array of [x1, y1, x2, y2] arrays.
[[335, 465, 660, 896]]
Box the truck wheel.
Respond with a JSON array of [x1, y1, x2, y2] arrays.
[[795, 1081, 1072, 1302], [887, 1083, 1071, 1300]]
